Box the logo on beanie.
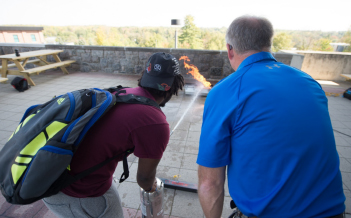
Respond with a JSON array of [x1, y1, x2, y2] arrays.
[[154, 64, 161, 72], [157, 83, 171, 91], [147, 63, 151, 73], [171, 57, 180, 75]]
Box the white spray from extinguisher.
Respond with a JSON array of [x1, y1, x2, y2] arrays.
[[170, 86, 203, 136], [139, 86, 203, 218]]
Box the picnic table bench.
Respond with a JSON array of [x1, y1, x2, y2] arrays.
[[0, 50, 75, 86], [341, 74, 351, 81], [0, 77, 8, 83]]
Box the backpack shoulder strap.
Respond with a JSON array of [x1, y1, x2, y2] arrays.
[[115, 94, 160, 110], [106, 85, 160, 110], [105, 85, 129, 94]]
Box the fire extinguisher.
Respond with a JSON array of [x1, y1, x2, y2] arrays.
[[140, 177, 164, 218]]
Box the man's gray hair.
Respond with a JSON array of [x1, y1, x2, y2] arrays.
[[225, 15, 274, 54]]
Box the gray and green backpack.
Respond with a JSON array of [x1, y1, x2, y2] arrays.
[[0, 86, 160, 205]]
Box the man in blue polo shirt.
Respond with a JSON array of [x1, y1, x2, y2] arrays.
[[197, 15, 345, 218]]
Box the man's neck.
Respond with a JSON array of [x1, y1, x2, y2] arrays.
[[233, 49, 270, 71], [141, 87, 164, 105]]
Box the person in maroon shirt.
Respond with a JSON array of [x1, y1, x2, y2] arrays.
[[43, 52, 184, 218]]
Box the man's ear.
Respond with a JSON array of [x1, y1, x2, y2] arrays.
[[227, 44, 235, 60]]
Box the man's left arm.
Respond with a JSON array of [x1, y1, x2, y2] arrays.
[[132, 123, 169, 192], [198, 165, 226, 218], [137, 158, 160, 192]]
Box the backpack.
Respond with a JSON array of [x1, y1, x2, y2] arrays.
[[343, 88, 351, 100], [0, 86, 160, 205], [11, 77, 30, 92]]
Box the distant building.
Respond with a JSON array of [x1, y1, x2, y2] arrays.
[[330, 43, 350, 52], [0, 26, 45, 43]]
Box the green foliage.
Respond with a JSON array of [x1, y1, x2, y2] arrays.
[[43, 26, 98, 45], [313, 38, 334, 51], [141, 33, 165, 48], [201, 30, 226, 50], [274, 30, 347, 51], [41, 16, 348, 52], [56, 31, 78, 44], [95, 27, 107, 45], [272, 33, 292, 52], [178, 15, 203, 49], [341, 28, 351, 52]]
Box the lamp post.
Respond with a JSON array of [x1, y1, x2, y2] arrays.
[[171, 19, 181, 49]]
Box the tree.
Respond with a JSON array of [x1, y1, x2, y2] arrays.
[[178, 15, 203, 49], [341, 27, 351, 52], [95, 27, 107, 46], [56, 31, 78, 45], [41, 25, 348, 51], [272, 32, 292, 52], [141, 33, 165, 48], [43, 26, 57, 37], [77, 38, 86, 45], [202, 30, 226, 50], [313, 38, 333, 51], [106, 28, 122, 46]]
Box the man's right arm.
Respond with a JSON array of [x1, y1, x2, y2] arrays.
[[198, 165, 226, 218], [137, 158, 161, 192]]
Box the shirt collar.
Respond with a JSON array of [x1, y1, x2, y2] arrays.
[[236, 52, 277, 71]]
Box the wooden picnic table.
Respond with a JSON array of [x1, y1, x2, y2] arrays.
[[0, 49, 75, 86], [341, 74, 351, 81]]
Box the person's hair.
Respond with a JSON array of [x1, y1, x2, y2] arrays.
[[225, 15, 274, 54], [137, 72, 184, 99]]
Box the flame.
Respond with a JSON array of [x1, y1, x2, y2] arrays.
[[179, 56, 212, 88]]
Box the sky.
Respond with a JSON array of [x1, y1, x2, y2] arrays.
[[0, 0, 350, 32]]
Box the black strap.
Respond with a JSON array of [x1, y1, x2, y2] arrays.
[[115, 94, 160, 110], [105, 85, 129, 94], [106, 85, 160, 110], [230, 200, 236, 209], [119, 149, 134, 183]]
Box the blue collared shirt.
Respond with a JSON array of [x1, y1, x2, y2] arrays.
[[197, 52, 345, 217]]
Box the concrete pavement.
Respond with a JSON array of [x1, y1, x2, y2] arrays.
[[0, 71, 350, 218]]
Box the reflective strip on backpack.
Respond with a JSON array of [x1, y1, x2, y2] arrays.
[[20, 132, 47, 157], [15, 124, 22, 134], [8, 133, 14, 141], [23, 114, 35, 126], [46, 121, 67, 139], [15, 156, 32, 164], [8, 114, 36, 141], [19, 122, 67, 156], [11, 165, 27, 185], [8, 123, 23, 141], [11, 121, 67, 184]]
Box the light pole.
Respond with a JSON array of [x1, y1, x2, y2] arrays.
[[171, 19, 181, 49]]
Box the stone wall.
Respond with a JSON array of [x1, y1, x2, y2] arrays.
[[0, 44, 232, 83], [296, 51, 351, 81], [46, 45, 236, 83], [0, 44, 300, 83]]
